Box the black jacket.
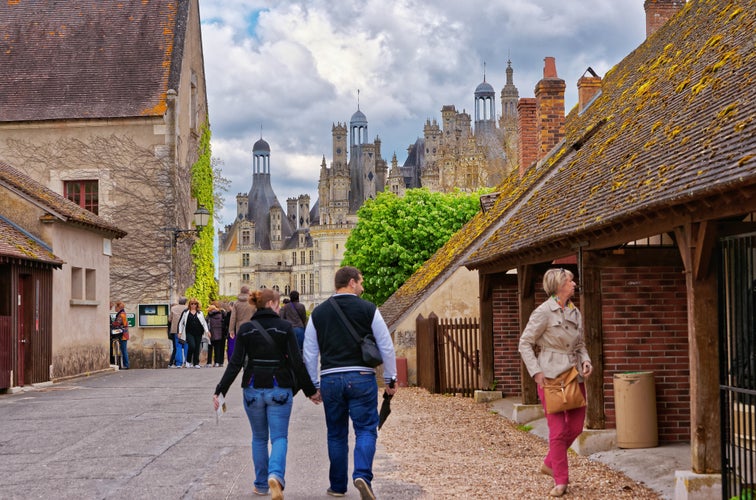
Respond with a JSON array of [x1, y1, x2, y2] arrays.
[[214, 308, 316, 397]]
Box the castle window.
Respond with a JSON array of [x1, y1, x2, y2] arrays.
[[242, 273, 250, 282], [242, 253, 250, 266], [292, 252, 297, 265], [242, 230, 250, 245]]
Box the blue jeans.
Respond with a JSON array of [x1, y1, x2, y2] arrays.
[[243, 386, 293, 493], [119, 339, 129, 368], [292, 326, 305, 353], [320, 371, 379, 493], [174, 336, 188, 365]]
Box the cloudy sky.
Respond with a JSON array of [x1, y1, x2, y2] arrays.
[[199, 0, 648, 226]]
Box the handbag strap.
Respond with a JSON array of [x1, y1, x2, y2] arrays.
[[328, 297, 363, 346], [250, 319, 287, 365]]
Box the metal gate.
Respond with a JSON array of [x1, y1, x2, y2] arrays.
[[720, 232, 756, 498]]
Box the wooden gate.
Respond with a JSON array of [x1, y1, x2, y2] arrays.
[[416, 314, 482, 397]]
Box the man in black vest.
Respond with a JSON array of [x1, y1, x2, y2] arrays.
[[304, 266, 397, 500]]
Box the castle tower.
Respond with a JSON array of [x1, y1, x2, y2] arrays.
[[474, 67, 496, 136], [246, 137, 295, 249], [349, 106, 368, 213], [499, 59, 519, 135]]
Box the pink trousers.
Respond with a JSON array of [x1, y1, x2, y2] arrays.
[[537, 382, 587, 485]]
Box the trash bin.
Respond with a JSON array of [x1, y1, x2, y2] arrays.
[[613, 371, 658, 448]]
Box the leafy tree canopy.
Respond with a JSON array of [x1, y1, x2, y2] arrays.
[[342, 187, 490, 305]]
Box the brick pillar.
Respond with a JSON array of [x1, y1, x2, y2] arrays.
[[534, 57, 565, 161], [644, 0, 685, 38], [517, 98, 537, 177], [578, 74, 602, 113]]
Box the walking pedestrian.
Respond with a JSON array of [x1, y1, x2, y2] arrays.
[[178, 298, 210, 368], [280, 290, 307, 352], [168, 297, 188, 368], [518, 268, 593, 497], [206, 303, 225, 367], [304, 266, 397, 500], [228, 285, 256, 359], [213, 288, 318, 500], [111, 301, 130, 369]]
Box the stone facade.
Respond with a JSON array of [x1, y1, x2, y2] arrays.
[[0, 0, 209, 367]]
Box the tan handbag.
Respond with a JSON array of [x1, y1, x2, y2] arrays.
[[543, 367, 586, 414]]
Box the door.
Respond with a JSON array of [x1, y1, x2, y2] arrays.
[[17, 274, 32, 386]]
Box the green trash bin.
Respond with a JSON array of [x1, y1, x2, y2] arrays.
[[613, 371, 658, 448]]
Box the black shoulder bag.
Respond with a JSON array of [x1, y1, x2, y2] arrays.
[[250, 320, 300, 396], [328, 297, 383, 368]]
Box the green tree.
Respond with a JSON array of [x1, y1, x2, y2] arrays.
[[342, 188, 488, 305]]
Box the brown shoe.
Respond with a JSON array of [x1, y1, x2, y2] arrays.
[[353, 478, 376, 500], [549, 484, 567, 497], [540, 463, 553, 477], [268, 477, 283, 500]]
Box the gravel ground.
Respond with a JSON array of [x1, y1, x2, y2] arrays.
[[377, 387, 662, 499]]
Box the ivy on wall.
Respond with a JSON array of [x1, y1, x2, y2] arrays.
[[185, 122, 218, 307]]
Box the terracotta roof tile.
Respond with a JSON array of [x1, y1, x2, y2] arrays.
[[0, 216, 63, 267], [0, 0, 185, 121], [0, 159, 126, 237], [466, 0, 756, 269]]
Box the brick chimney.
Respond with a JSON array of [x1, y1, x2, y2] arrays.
[[577, 68, 602, 113], [517, 98, 537, 177], [644, 0, 685, 38], [534, 56, 565, 161]]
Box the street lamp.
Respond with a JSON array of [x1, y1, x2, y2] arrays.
[[164, 205, 210, 304]]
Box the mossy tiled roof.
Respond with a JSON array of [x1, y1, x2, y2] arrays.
[[466, 0, 756, 270], [0, 216, 63, 267], [0, 160, 126, 237], [0, 0, 188, 121]]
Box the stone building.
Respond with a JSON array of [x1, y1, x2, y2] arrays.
[[218, 138, 315, 301], [392, 61, 520, 195], [219, 105, 389, 307], [0, 0, 209, 368]]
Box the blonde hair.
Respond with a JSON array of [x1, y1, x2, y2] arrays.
[[543, 268, 573, 296], [115, 301, 126, 310], [249, 288, 280, 309], [187, 298, 201, 309]]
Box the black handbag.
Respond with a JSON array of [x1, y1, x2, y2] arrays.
[[328, 298, 383, 368], [250, 320, 300, 396]]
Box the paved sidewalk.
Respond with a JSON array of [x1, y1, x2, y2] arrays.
[[0, 368, 409, 499]]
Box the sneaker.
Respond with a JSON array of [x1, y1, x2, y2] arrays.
[[194, 364, 201, 369], [326, 489, 345, 497], [252, 486, 269, 496], [213, 363, 220, 367], [353, 478, 375, 500], [268, 477, 283, 500], [205, 364, 212, 367]]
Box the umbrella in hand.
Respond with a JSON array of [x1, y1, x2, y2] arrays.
[[378, 380, 395, 430]]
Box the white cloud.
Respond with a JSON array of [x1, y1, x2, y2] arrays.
[[201, 0, 647, 225]]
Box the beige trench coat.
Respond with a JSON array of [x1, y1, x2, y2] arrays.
[[518, 297, 591, 380]]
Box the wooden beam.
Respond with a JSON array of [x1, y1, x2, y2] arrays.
[[479, 273, 494, 390], [676, 222, 721, 473], [517, 264, 538, 405], [581, 251, 605, 429]]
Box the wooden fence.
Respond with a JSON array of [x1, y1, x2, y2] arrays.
[[416, 313, 482, 397]]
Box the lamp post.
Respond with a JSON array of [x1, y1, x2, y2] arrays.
[[164, 205, 210, 305]]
